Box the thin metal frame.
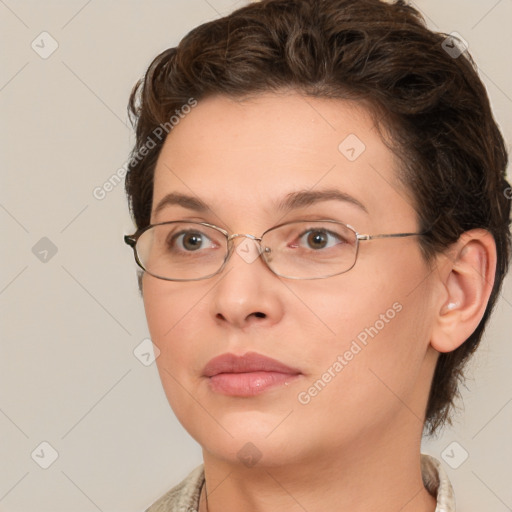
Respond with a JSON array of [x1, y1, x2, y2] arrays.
[[124, 220, 425, 281]]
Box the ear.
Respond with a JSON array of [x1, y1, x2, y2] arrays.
[[430, 229, 497, 353]]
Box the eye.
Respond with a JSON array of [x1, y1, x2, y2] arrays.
[[169, 230, 216, 252], [295, 228, 345, 250]]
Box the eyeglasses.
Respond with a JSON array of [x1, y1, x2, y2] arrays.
[[124, 220, 424, 281]]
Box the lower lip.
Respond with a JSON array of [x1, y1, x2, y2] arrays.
[[208, 372, 300, 396]]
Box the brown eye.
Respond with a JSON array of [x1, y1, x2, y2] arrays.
[[180, 232, 204, 251], [306, 230, 329, 249], [168, 230, 214, 252], [296, 228, 345, 251]]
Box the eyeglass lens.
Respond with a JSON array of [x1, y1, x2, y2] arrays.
[[135, 221, 358, 280]]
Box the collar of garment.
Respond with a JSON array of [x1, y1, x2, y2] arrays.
[[421, 453, 456, 511], [145, 453, 455, 512]]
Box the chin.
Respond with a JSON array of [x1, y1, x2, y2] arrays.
[[178, 409, 289, 452], [200, 435, 299, 469]]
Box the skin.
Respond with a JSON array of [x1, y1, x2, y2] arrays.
[[142, 91, 496, 512]]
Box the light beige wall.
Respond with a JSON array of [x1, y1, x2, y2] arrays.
[[1, 1, 510, 510]]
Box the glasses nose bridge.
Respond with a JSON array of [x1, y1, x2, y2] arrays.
[[225, 232, 270, 267], [227, 232, 263, 244]]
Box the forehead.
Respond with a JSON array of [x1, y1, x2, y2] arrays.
[[151, 92, 415, 228]]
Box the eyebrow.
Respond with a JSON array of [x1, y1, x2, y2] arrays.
[[276, 189, 368, 214], [153, 188, 368, 217]]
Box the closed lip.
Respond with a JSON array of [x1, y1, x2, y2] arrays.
[[202, 351, 301, 377]]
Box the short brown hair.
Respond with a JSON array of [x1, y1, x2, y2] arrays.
[[125, 0, 511, 435]]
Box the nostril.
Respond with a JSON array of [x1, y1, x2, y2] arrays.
[[254, 312, 266, 318]]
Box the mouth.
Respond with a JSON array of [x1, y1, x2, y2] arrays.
[[202, 351, 302, 397]]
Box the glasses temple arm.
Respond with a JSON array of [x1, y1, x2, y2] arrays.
[[124, 234, 137, 247], [357, 232, 425, 241]]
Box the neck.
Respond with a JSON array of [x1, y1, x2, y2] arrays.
[[199, 423, 436, 512]]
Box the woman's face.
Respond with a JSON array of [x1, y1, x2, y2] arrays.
[[143, 92, 439, 466]]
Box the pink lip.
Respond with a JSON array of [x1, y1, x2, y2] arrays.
[[203, 352, 302, 396]]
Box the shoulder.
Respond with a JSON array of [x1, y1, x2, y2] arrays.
[[145, 465, 205, 512]]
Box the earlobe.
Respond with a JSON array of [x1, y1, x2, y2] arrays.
[[430, 229, 496, 354]]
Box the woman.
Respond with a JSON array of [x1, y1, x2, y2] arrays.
[[123, 0, 511, 510]]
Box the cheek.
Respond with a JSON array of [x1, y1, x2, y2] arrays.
[[143, 276, 203, 344], [290, 307, 430, 448], [291, 253, 433, 410], [142, 278, 205, 376], [142, 280, 205, 420]]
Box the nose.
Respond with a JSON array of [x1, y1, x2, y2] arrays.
[[209, 235, 284, 330]]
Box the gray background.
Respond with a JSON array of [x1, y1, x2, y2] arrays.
[[1, 0, 511, 510]]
